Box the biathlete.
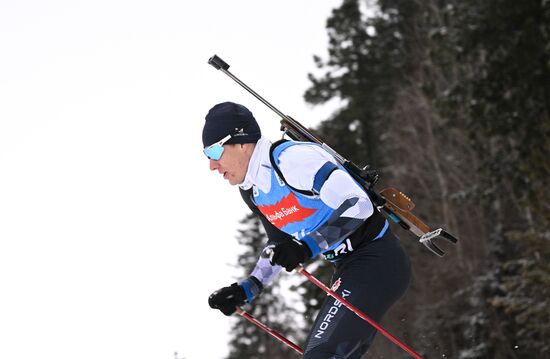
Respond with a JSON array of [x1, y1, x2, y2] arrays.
[[204, 101, 411, 358]]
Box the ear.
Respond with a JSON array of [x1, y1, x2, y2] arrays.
[[241, 143, 255, 155]]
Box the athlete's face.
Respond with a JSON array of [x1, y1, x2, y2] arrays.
[[209, 143, 255, 185]]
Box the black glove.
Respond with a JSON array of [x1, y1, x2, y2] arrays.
[[268, 238, 312, 272], [208, 283, 247, 316]]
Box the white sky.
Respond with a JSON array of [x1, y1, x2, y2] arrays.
[[0, 1, 343, 358]]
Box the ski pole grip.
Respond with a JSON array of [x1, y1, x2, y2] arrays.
[[208, 54, 230, 70]]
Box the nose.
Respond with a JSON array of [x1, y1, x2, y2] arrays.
[[209, 159, 219, 171]]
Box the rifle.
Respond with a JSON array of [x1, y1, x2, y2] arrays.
[[208, 55, 458, 257]]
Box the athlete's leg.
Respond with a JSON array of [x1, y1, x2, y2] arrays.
[[303, 233, 410, 358]]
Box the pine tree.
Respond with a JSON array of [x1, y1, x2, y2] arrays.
[[445, 1, 550, 357]]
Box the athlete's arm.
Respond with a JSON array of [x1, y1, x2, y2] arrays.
[[238, 188, 287, 301], [278, 145, 374, 256]]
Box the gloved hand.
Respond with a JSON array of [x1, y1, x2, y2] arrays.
[[268, 238, 312, 272], [208, 283, 247, 316]]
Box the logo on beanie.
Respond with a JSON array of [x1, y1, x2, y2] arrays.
[[233, 128, 249, 137]]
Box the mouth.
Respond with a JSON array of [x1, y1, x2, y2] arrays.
[[223, 171, 228, 179]]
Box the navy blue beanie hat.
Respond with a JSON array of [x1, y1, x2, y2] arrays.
[[202, 102, 261, 147]]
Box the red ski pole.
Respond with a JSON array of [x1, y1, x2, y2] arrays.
[[235, 307, 303, 355], [296, 265, 425, 359]]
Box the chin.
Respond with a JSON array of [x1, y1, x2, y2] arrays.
[[228, 177, 243, 186], [227, 178, 237, 186]]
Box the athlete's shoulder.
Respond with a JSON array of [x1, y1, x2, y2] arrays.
[[274, 141, 338, 191], [274, 141, 335, 163]]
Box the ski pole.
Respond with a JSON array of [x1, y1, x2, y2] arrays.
[[235, 307, 303, 355], [296, 266, 425, 359]]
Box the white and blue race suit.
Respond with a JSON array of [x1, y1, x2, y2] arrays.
[[238, 137, 410, 358]]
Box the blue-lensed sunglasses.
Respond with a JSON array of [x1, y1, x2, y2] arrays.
[[203, 133, 233, 160]]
